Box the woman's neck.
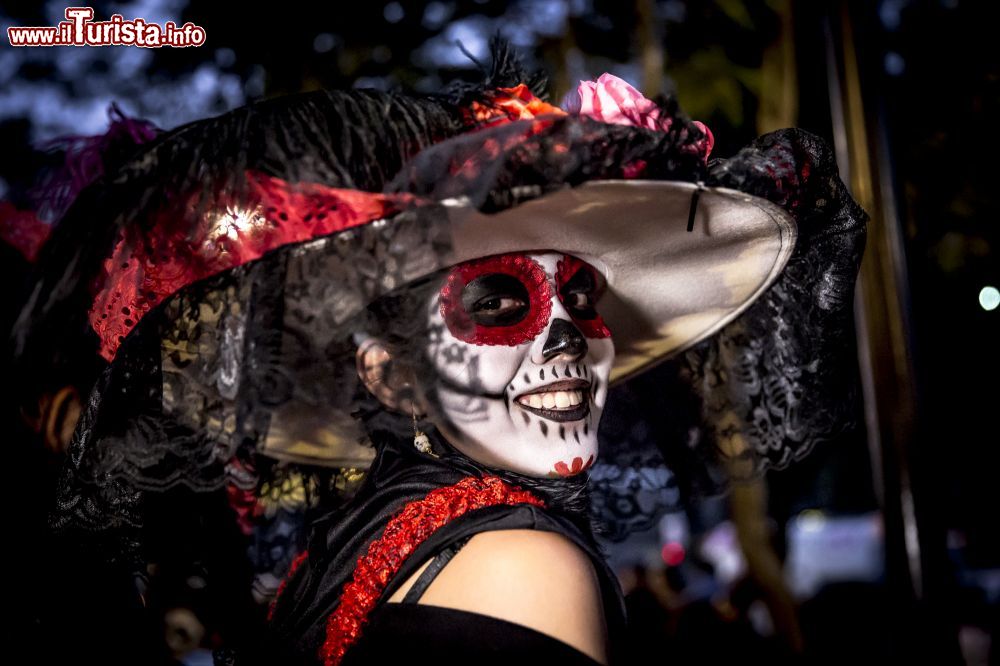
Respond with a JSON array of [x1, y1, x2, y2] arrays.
[[429, 430, 597, 535]]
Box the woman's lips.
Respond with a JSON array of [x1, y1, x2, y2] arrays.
[[514, 378, 590, 422]]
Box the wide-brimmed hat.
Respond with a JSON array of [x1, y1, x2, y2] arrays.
[[19, 57, 864, 551]]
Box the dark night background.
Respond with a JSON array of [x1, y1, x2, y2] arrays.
[[2, 1, 998, 664]]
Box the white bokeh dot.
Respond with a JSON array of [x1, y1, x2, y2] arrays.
[[979, 286, 1000, 311]]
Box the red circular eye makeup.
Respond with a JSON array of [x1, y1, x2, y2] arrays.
[[439, 253, 552, 346], [555, 254, 611, 339]]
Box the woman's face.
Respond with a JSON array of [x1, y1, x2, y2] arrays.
[[424, 251, 614, 477]]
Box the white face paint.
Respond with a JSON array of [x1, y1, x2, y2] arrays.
[[424, 252, 614, 478]]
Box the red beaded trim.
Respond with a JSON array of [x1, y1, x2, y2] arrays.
[[267, 549, 309, 622], [320, 476, 546, 666]]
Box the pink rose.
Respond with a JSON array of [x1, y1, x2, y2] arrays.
[[564, 73, 666, 131], [563, 73, 715, 161]]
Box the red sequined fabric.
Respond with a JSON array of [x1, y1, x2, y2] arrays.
[[89, 170, 417, 361], [439, 253, 553, 346], [268, 549, 310, 622], [320, 475, 546, 666]]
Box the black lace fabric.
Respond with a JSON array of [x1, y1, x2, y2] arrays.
[[692, 128, 868, 475], [388, 108, 711, 206], [32, 86, 470, 581], [49, 204, 458, 572]]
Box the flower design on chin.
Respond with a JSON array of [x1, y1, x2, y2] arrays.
[[552, 454, 595, 478]]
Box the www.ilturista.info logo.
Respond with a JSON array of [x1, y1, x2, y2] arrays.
[[6, 7, 206, 47]]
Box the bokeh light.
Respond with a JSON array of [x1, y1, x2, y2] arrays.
[[979, 286, 999, 311]]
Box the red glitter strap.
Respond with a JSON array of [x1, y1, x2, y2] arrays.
[[320, 475, 546, 666], [268, 549, 310, 622], [89, 170, 418, 361]]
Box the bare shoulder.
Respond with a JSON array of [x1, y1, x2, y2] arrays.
[[416, 529, 609, 664]]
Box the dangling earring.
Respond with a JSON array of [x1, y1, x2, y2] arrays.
[[412, 406, 435, 456]]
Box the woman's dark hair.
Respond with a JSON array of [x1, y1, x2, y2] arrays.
[[352, 274, 442, 446]]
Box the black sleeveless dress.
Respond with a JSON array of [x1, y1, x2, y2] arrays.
[[262, 436, 627, 666], [344, 604, 604, 664]]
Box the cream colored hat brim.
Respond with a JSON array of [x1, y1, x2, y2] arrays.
[[444, 179, 797, 382]]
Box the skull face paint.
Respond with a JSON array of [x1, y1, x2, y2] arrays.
[[425, 252, 614, 478]]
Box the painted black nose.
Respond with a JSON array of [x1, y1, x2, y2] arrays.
[[542, 318, 588, 361]]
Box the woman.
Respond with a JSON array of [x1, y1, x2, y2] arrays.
[[260, 86, 849, 662], [265, 249, 625, 665], [24, 45, 865, 666]]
